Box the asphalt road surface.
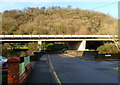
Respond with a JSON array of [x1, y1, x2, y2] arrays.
[[48, 54, 119, 84]]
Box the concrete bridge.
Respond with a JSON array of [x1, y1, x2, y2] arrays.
[[0, 35, 119, 51]]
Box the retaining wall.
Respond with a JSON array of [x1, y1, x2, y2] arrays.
[[66, 50, 98, 59]]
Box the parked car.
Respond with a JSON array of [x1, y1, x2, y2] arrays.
[[0, 56, 8, 69], [62, 48, 67, 53]]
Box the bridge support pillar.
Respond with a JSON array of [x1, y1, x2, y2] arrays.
[[38, 40, 42, 51], [68, 40, 86, 51]]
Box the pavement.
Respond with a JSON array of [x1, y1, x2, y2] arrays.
[[26, 55, 53, 84]]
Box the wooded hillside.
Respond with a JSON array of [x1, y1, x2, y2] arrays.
[[1, 6, 118, 35]]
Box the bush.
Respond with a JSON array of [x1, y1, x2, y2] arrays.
[[97, 43, 119, 54], [1, 43, 39, 57], [2, 43, 16, 57]]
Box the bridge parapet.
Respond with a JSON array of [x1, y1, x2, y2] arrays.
[[0, 35, 118, 39]]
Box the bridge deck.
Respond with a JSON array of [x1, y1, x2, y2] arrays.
[[0, 35, 118, 42]]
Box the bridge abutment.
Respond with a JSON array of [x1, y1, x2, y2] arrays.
[[78, 40, 86, 51], [68, 40, 86, 51]]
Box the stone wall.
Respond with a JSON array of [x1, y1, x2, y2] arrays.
[[82, 51, 98, 59], [66, 50, 98, 59], [97, 53, 120, 59], [66, 50, 120, 59]]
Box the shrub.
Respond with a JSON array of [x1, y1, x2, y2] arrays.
[[97, 43, 119, 54]]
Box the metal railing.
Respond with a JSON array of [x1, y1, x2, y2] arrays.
[[0, 35, 119, 38], [19, 56, 30, 76], [24, 56, 30, 66], [19, 62, 25, 76]]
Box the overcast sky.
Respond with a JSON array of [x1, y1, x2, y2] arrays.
[[0, 0, 119, 18]]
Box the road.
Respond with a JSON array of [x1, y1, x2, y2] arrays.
[[48, 54, 119, 84]]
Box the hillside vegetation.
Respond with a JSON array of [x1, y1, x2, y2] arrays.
[[1, 6, 118, 35]]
